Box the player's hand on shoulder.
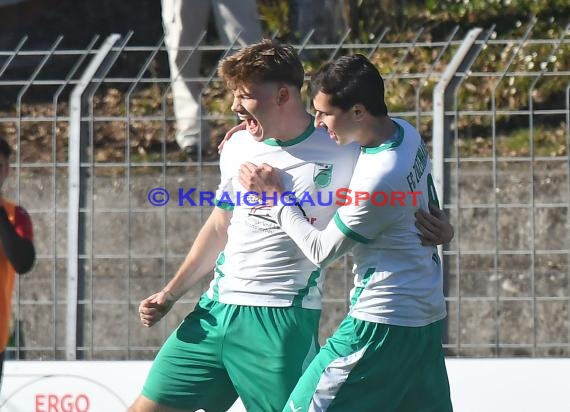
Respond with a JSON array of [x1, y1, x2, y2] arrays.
[[415, 202, 454, 246], [218, 121, 247, 153]]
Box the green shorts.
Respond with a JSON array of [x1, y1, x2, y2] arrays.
[[142, 295, 320, 412], [283, 317, 452, 412]]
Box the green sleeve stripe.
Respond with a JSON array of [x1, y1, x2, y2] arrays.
[[215, 199, 234, 210], [333, 212, 372, 244]]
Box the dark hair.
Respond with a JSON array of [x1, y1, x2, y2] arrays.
[[0, 137, 12, 158], [218, 39, 305, 91], [310, 54, 388, 116]]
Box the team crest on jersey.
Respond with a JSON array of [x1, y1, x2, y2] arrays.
[[313, 163, 333, 188]]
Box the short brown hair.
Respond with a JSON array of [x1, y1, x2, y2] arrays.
[[218, 39, 304, 91]]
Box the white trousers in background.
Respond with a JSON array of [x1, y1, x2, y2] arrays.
[[161, 0, 262, 149]]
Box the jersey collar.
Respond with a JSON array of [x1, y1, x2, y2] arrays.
[[263, 121, 315, 147], [361, 122, 404, 154]]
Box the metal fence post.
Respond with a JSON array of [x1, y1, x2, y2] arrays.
[[432, 28, 484, 269], [66, 34, 121, 360], [432, 27, 486, 349], [432, 28, 483, 211]]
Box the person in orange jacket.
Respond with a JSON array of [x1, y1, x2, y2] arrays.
[[0, 136, 35, 390]]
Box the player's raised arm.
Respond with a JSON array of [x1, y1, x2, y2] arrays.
[[238, 162, 355, 267], [239, 164, 454, 268]]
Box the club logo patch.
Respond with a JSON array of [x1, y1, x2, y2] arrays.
[[313, 163, 333, 188]]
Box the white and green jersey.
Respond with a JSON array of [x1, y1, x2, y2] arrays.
[[274, 118, 446, 326], [205, 123, 359, 309]]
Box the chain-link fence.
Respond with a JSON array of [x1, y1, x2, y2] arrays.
[[1, 22, 569, 361]]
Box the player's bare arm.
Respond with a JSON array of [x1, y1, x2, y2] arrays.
[[139, 207, 231, 327]]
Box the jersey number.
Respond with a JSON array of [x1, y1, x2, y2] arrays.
[[427, 173, 440, 208]]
